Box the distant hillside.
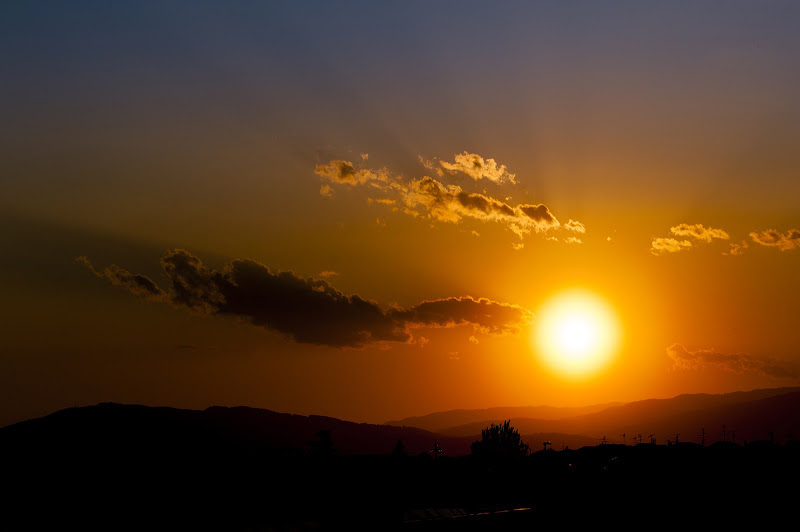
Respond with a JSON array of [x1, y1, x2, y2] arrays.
[[0, 402, 476, 456], [438, 387, 800, 445], [385, 402, 621, 433]]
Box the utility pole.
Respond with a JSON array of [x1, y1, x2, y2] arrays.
[[430, 442, 443, 462]]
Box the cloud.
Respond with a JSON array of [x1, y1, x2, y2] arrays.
[[368, 198, 396, 205], [314, 160, 388, 185], [512, 242, 524, 251], [670, 223, 729, 242], [317, 155, 582, 241], [392, 296, 532, 336], [749, 229, 800, 251], [652, 223, 730, 254], [433, 152, 517, 184], [564, 219, 586, 233], [318, 270, 338, 278], [650, 238, 692, 255], [724, 240, 749, 256], [667, 344, 799, 379], [81, 251, 532, 348], [319, 184, 334, 197], [76, 256, 165, 301], [400, 176, 560, 236]]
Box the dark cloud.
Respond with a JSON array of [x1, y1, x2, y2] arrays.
[[81, 251, 532, 348], [666, 343, 798, 379], [393, 296, 532, 335], [76, 256, 165, 301], [315, 160, 388, 185], [518, 203, 556, 224], [749, 229, 800, 251]]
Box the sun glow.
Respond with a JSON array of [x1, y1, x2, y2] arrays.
[[533, 289, 621, 379]]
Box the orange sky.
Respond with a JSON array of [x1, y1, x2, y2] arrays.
[[1, 2, 799, 427]]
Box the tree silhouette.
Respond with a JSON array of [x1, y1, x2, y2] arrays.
[[471, 420, 529, 460], [392, 439, 407, 457]]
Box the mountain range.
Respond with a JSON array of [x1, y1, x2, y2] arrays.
[[2, 387, 798, 456]]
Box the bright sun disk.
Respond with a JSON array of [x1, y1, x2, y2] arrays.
[[532, 289, 621, 379]]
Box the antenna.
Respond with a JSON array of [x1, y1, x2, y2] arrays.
[[649, 434, 656, 444], [543, 440, 551, 451], [674, 433, 680, 444], [722, 424, 726, 442], [620, 433, 626, 445], [600, 435, 608, 446], [700, 427, 705, 446]]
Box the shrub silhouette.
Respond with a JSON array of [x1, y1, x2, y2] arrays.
[[471, 420, 529, 460], [309, 429, 335, 457]]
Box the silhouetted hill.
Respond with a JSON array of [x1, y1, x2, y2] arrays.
[[3, 394, 800, 529], [384, 402, 621, 433], [436, 387, 800, 445], [0, 402, 474, 456]]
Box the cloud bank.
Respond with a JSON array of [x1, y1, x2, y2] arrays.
[[80, 251, 532, 348], [666, 343, 798, 379]]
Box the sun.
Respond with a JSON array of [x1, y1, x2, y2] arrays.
[[532, 289, 621, 379]]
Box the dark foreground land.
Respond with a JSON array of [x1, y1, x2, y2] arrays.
[[2, 404, 798, 530]]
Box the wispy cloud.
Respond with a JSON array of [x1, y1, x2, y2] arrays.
[[80, 251, 532, 349], [749, 229, 800, 251], [315, 160, 389, 185], [419, 152, 516, 184], [76, 256, 165, 301], [666, 343, 799, 379], [564, 220, 586, 233], [670, 223, 729, 242], [651, 223, 730, 255], [650, 238, 692, 255], [724, 240, 749, 256]]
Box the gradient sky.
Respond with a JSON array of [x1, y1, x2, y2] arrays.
[[2, 1, 799, 427]]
